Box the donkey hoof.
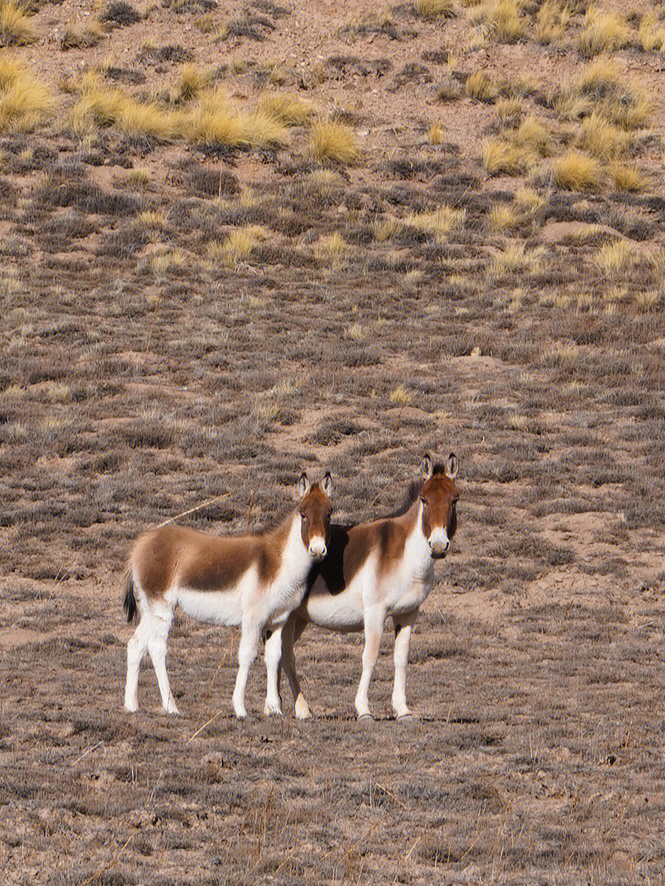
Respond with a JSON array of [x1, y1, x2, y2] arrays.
[[396, 712, 415, 723], [357, 713, 375, 722]]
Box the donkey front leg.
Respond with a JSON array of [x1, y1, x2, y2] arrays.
[[392, 610, 418, 720], [263, 625, 284, 716], [355, 606, 385, 721], [233, 619, 261, 719]]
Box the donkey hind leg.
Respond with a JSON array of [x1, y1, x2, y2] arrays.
[[392, 609, 418, 720], [263, 625, 284, 716], [232, 619, 261, 719], [355, 606, 385, 721], [279, 616, 312, 720], [125, 614, 152, 713], [146, 603, 179, 715]]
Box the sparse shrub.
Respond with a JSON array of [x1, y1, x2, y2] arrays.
[[101, 0, 141, 27], [435, 75, 461, 101], [218, 15, 275, 41], [0, 0, 35, 45], [341, 12, 400, 41], [308, 120, 358, 164], [552, 151, 602, 190]]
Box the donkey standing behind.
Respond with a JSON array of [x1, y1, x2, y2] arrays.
[[123, 472, 333, 719], [265, 454, 458, 721]]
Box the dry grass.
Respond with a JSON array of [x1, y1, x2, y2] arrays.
[[414, 0, 455, 20], [465, 70, 496, 102], [638, 11, 665, 53], [404, 204, 466, 242], [308, 119, 358, 164], [552, 150, 602, 190], [593, 239, 635, 279], [469, 0, 526, 43], [481, 137, 530, 175], [487, 240, 544, 280], [184, 88, 288, 149], [313, 230, 348, 267], [256, 93, 315, 127], [0, 56, 53, 133], [535, 0, 572, 45], [207, 225, 268, 266], [578, 7, 631, 58], [0, 0, 35, 46], [608, 161, 648, 193], [171, 63, 211, 103], [60, 21, 105, 50], [486, 201, 522, 233], [576, 113, 631, 159]]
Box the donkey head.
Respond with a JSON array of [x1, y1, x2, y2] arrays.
[[297, 472, 333, 562], [417, 453, 459, 559]]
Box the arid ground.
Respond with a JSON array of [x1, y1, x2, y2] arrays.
[[1, 0, 665, 883]]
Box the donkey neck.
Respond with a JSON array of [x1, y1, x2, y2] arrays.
[[398, 501, 433, 580], [265, 509, 311, 592]]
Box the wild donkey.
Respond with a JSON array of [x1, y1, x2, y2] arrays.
[[265, 454, 458, 721], [123, 472, 333, 719]]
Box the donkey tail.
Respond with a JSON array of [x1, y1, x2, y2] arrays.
[[123, 570, 138, 624]]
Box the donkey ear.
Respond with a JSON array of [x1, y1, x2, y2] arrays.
[[297, 472, 311, 498], [419, 454, 433, 481], [445, 452, 458, 480], [321, 471, 333, 498]]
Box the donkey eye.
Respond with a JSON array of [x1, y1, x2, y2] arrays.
[[300, 512, 307, 521]]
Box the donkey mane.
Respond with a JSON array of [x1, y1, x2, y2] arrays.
[[384, 463, 448, 519]]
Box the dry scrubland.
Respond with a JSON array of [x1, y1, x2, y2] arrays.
[[1, 0, 665, 882]]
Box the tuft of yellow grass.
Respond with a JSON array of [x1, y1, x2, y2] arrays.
[[184, 88, 288, 149], [256, 93, 314, 127], [208, 226, 268, 267], [608, 161, 648, 193], [576, 112, 631, 159], [414, 0, 455, 20], [514, 185, 546, 214], [428, 122, 445, 144], [389, 384, 412, 406], [404, 204, 466, 242], [308, 119, 358, 164], [372, 215, 403, 242], [481, 137, 531, 175], [60, 20, 104, 50], [0, 56, 53, 133], [0, 0, 35, 46], [535, 0, 572, 45], [495, 97, 522, 125], [314, 231, 348, 267], [592, 239, 634, 279], [638, 11, 665, 52], [469, 0, 526, 43], [487, 241, 545, 280], [552, 151, 602, 190], [465, 70, 496, 102], [511, 115, 553, 157], [578, 7, 631, 58], [172, 64, 211, 103], [486, 202, 522, 233]]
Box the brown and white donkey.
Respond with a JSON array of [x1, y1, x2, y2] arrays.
[[123, 472, 333, 719], [265, 454, 459, 721]]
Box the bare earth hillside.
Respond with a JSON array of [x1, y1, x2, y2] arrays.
[[1, 0, 665, 883]]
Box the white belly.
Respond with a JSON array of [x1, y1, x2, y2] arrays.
[[168, 587, 243, 626]]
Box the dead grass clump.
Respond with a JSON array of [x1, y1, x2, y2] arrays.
[[171, 64, 211, 103], [511, 115, 554, 157], [256, 93, 314, 126], [576, 113, 631, 159], [535, 0, 572, 45], [549, 58, 650, 129], [308, 119, 357, 164], [184, 88, 288, 149], [608, 161, 648, 193], [60, 21, 105, 50], [487, 241, 544, 281], [486, 202, 521, 233], [514, 185, 546, 214], [314, 231, 347, 267], [0, 0, 35, 45], [0, 57, 53, 133], [207, 225, 268, 266], [552, 151, 601, 190], [414, 0, 455, 20], [638, 11, 665, 52], [481, 137, 530, 175], [404, 204, 466, 242], [465, 70, 496, 102], [578, 7, 631, 58], [372, 215, 403, 242], [469, 0, 526, 43], [592, 240, 634, 279]]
